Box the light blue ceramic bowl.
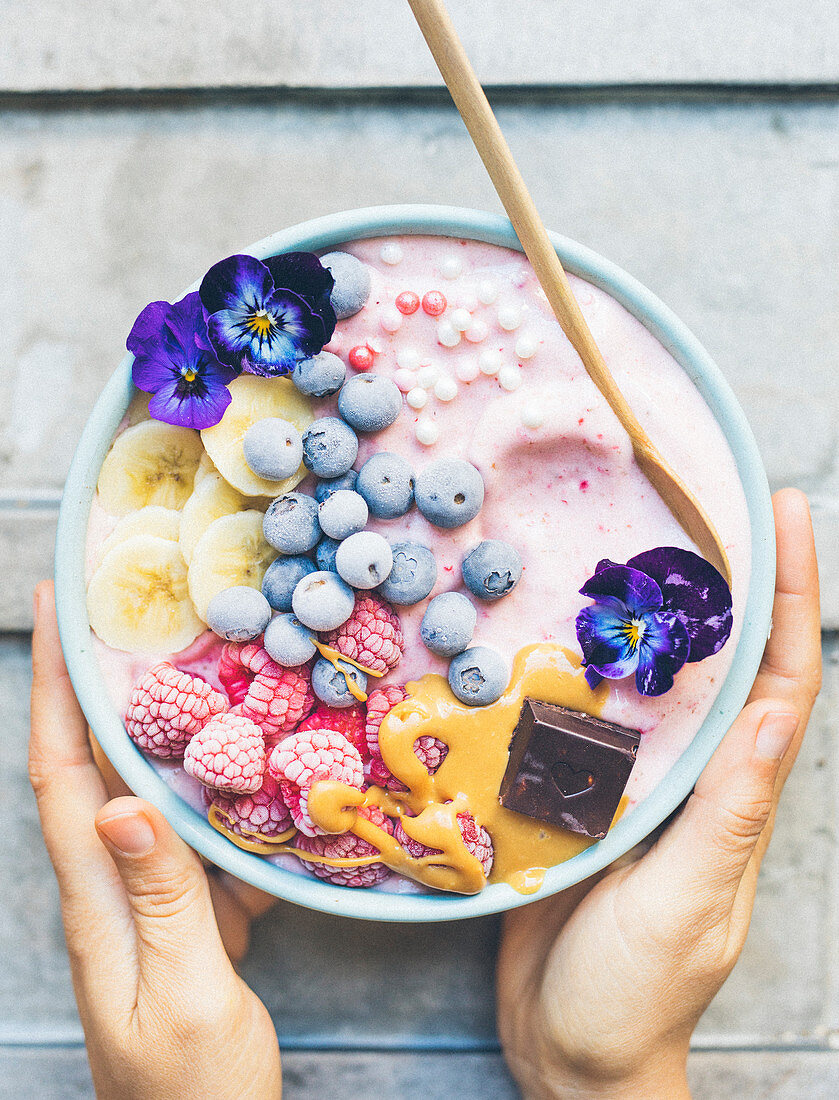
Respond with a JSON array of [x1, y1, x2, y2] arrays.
[[55, 205, 775, 922]]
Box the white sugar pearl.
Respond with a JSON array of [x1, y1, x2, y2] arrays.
[[437, 320, 461, 348], [380, 242, 403, 265], [521, 404, 546, 429], [407, 387, 428, 409], [434, 375, 459, 402], [515, 332, 539, 359], [477, 279, 498, 305], [440, 255, 463, 279], [456, 358, 480, 383], [415, 417, 440, 445], [498, 303, 523, 331], [465, 319, 489, 344], [449, 307, 472, 331], [394, 369, 416, 393], [396, 347, 421, 371], [479, 349, 502, 376], [498, 365, 522, 391], [416, 363, 440, 388], [380, 307, 403, 334]]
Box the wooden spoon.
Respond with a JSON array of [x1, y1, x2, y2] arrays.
[[407, 0, 732, 584]]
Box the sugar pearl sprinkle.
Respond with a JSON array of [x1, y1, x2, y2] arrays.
[[380, 242, 404, 265], [380, 307, 403, 334], [396, 347, 421, 371], [465, 319, 489, 344], [479, 349, 502, 376], [498, 365, 522, 392], [437, 321, 461, 348], [455, 358, 480, 383], [407, 387, 428, 409], [434, 375, 459, 402], [415, 417, 440, 445], [393, 369, 416, 393], [477, 279, 498, 305], [515, 332, 539, 359], [416, 363, 440, 388], [449, 308, 472, 331], [440, 255, 463, 280], [497, 303, 523, 331], [521, 403, 546, 429], [395, 291, 420, 315]]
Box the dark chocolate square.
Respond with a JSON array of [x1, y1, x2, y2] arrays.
[[499, 700, 640, 839]]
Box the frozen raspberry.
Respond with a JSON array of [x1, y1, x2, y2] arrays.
[[268, 729, 363, 837], [220, 642, 314, 741], [322, 594, 403, 674], [209, 773, 293, 841], [184, 712, 266, 794], [125, 662, 228, 760], [364, 686, 448, 790], [393, 811, 493, 878], [297, 702, 368, 761], [296, 805, 394, 888]]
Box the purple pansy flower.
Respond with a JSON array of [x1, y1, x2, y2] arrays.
[[576, 547, 733, 697], [127, 292, 237, 429], [199, 252, 336, 377]]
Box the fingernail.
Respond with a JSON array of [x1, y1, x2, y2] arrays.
[[98, 811, 156, 856], [754, 712, 798, 761]]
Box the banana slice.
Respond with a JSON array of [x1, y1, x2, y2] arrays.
[[98, 506, 181, 564], [126, 390, 152, 426], [201, 375, 313, 497], [180, 472, 247, 565], [192, 450, 218, 488], [87, 534, 204, 654], [188, 510, 275, 622], [97, 421, 203, 516]]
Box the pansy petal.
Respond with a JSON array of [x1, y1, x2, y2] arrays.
[[207, 310, 299, 375], [199, 254, 274, 316], [131, 349, 175, 393], [127, 300, 171, 353], [576, 605, 640, 680], [634, 613, 691, 696], [584, 666, 604, 690], [148, 377, 231, 430], [263, 251, 334, 304], [594, 558, 622, 575], [580, 565, 663, 617], [627, 546, 733, 661]]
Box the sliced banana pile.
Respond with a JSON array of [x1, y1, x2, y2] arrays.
[[86, 377, 312, 654]]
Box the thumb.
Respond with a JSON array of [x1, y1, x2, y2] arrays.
[[95, 796, 231, 986], [642, 700, 799, 916]]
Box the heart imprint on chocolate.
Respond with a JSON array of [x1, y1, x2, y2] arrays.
[[551, 762, 596, 798]]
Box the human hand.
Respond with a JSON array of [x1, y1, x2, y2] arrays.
[[496, 489, 821, 1100], [29, 582, 282, 1100]]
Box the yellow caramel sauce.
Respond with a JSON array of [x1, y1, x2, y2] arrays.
[[208, 644, 615, 894]]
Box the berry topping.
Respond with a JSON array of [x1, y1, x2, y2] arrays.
[[461, 539, 523, 601], [263, 612, 317, 667], [240, 651, 315, 743], [379, 540, 437, 606], [414, 458, 485, 529], [335, 531, 394, 590], [421, 290, 447, 316], [315, 536, 341, 573], [298, 701, 368, 760], [348, 344, 375, 371], [292, 570, 356, 631], [206, 585, 272, 643], [302, 417, 359, 478], [263, 492, 321, 554], [262, 554, 317, 613], [319, 252, 372, 320], [317, 489, 369, 540], [311, 657, 368, 708], [209, 773, 293, 840], [355, 452, 415, 519], [364, 684, 407, 760], [365, 686, 448, 789], [268, 729, 364, 836], [184, 712, 266, 794], [420, 591, 477, 657], [394, 812, 493, 878], [292, 349, 347, 397], [338, 374, 402, 433], [314, 469, 359, 503], [242, 417, 303, 481], [296, 806, 394, 888], [448, 645, 509, 707], [322, 593, 404, 674], [125, 661, 228, 760], [395, 291, 420, 315]]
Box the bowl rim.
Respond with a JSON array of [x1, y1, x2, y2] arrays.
[[55, 203, 776, 923]]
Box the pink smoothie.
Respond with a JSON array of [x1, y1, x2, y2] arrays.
[[88, 233, 751, 875]]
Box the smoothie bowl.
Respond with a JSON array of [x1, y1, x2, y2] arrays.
[[55, 205, 775, 921]]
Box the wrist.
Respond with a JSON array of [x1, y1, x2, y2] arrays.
[[507, 1046, 690, 1100]]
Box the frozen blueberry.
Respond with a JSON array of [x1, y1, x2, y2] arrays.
[[461, 540, 523, 601], [311, 657, 368, 709], [263, 612, 317, 667], [315, 536, 341, 572], [414, 458, 485, 529], [379, 541, 437, 606], [261, 555, 317, 612], [242, 418, 303, 482], [314, 469, 358, 503], [319, 251, 372, 320], [448, 646, 509, 707], [318, 489, 369, 540], [420, 591, 477, 657], [292, 351, 346, 398], [263, 492, 320, 554], [206, 585, 271, 643], [302, 417, 359, 478], [335, 531, 393, 589], [338, 374, 402, 433], [356, 452, 415, 518], [291, 570, 356, 631]]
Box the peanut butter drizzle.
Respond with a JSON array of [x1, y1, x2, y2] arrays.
[[306, 644, 610, 895], [310, 640, 385, 702]]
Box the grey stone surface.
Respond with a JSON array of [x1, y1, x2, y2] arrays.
[[813, 498, 839, 631], [0, 510, 58, 631], [3, 1, 839, 92]]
